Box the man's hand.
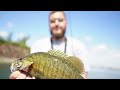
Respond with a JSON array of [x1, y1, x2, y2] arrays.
[[9, 71, 35, 79]]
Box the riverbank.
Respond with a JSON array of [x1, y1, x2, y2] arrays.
[[0, 56, 16, 64], [0, 44, 29, 59]]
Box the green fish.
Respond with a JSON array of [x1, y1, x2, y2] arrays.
[[10, 49, 85, 79]]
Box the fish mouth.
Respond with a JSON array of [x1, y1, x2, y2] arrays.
[[10, 64, 20, 72], [10, 65, 17, 72]]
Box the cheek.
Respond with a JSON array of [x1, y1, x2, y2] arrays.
[[59, 23, 66, 28], [50, 24, 54, 29]]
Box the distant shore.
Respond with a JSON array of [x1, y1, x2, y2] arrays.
[[0, 56, 16, 64], [90, 65, 120, 71]]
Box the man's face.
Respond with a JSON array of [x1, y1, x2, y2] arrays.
[[49, 12, 67, 39]]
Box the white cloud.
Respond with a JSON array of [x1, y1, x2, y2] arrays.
[[92, 44, 108, 52], [84, 35, 93, 43], [96, 44, 108, 49], [112, 54, 120, 59], [18, 32, 25, 39], [87, 44, 120, 69], [5, 21, 14, 29], [14, 32, 25, 40], [0, 31, 9, 38]]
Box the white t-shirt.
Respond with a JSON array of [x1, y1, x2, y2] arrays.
[[30, 37, 90, 72]]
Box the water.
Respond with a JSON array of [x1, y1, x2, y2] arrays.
[[0, 63, 11, 79], [88, 68, 120, 79], [0, 63, 120, 79]]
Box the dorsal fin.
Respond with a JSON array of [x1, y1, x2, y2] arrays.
[[66, 56, 84, 73], [48, 49, 84, 74], [48, 49, 68, 58]]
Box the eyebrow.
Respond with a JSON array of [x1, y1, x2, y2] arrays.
[[50, 18, 64, 21]]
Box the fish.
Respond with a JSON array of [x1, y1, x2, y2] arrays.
[[10, 49, 85, 79]]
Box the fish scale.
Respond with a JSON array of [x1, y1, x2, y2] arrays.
[[11, 50, 85, 79]]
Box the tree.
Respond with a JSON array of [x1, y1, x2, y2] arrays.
[[17, 36, 30, 46], [7, 32, 13, 42]]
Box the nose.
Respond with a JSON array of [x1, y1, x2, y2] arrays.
[[55, 20, 59, 26]]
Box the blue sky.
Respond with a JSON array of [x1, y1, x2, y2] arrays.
[[0, 11, 120, 68]]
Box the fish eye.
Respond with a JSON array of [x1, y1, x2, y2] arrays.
[[20, 58, 23, 61], [15, 61, 22, 68]]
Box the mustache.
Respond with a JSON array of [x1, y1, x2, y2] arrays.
[[54, 26, 60, 29], [50, 29, 66, 38]]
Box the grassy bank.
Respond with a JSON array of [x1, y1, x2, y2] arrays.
[[0, 35, 30, 59], [0, 37, 30, 51]]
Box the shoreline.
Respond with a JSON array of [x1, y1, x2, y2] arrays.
[[0, 56, 15, 64], [90, 65, 120, 71]]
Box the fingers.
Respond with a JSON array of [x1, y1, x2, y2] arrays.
[[9, 71, 21, 79], [32, 77, 35, 79], [26, 75, 33, 79], [9, 70, 33, 79], [16, 72, 28, 79]]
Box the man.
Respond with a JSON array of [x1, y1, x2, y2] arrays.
[[9, 11, 89, 79]]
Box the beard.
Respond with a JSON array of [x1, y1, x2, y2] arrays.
[[50, 28, 66, 40]]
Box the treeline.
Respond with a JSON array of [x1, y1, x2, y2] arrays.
[[0, 32, 30, 50]]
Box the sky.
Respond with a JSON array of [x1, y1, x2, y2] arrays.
[[0, 11, 120, 69]]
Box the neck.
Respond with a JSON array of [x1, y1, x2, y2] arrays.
[[51, 36, 66, 42]]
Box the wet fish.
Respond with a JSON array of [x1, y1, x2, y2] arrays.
[[10, 49, 85, 79]]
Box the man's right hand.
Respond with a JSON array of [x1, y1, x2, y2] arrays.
[[9, 71, 34, 79]]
